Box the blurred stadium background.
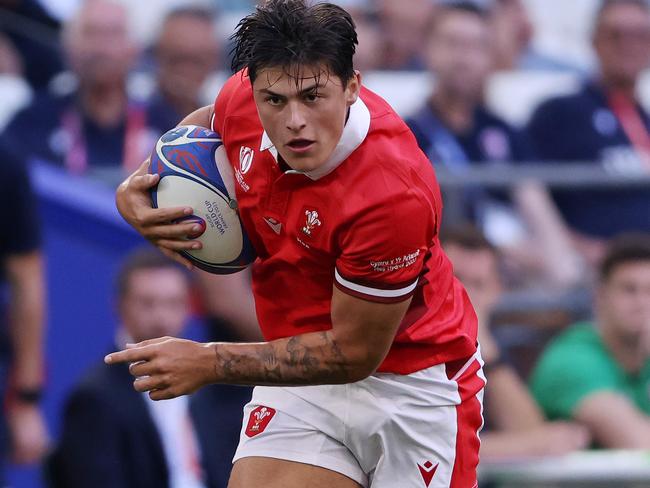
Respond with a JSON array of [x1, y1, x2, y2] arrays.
[[1, 0, 650, 487]]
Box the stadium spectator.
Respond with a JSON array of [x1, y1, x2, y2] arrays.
[[0, 0, 64, 88], [142, 6, 261, 344], [405, 1, 583, 288], [0, 145, 49, 480], [407, 1, 534, 215], [443, 225, 590, 459], [531, 234, 650, 449], [526, 0, 650, 262], [50, 249, 251, 488], [490, 0, 578, 71], [374, 0, 435, 69], [0, 0, 157, 176], [347, 6, 384, 72], [146, 6, 221, 136]]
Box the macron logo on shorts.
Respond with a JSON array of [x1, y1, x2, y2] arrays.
[[417, 460, 438, 487], [245, 406, 276, 438]]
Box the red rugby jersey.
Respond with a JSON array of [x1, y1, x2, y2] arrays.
[[212, 71, 477, 374]]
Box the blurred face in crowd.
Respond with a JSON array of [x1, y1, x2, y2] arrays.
[[376, 0, 436, 68], [252, 64, 360, 173], [119, 267, 190, 343], [64, 0, 137, 86], [594, 1, 650, 87], [155, 12, 220, 105], [351, 13, 383, 72], [491, 0, 533, 69], [426, 9, 493, 102], [445, 243, 502, 324], [597, 261, 650, 347]]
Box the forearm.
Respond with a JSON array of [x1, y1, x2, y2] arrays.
[[7, 254, 45, 388], [208, 330, 370, 386], [484, 365, 545, 430]]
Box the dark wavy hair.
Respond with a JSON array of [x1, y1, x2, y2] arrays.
[[599, 233, 650, 282], [230, 0, 358, 84]]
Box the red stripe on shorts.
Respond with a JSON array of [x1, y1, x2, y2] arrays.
[[447, 359, 484, 488]]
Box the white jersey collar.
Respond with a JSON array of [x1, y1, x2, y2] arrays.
[[259, 95, 371, 180]]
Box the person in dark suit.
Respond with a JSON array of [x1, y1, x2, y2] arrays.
[[49, 249, 251, 488]]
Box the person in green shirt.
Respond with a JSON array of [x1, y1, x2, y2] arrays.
[[531, 233, 650, 448]]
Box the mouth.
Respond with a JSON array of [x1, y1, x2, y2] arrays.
[[286, 138, 316, 154]]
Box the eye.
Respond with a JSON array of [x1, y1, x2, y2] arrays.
[[304, 93, 319, 102], [266, 96, 283, 106]]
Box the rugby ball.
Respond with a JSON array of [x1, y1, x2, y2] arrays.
[[149, 125, 256, 274]]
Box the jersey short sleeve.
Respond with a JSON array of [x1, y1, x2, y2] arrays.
[[334, 189, 434, 304], [530, 323, 621, 420], [212, 70, 248, 138], [0, 150, 41, 257]]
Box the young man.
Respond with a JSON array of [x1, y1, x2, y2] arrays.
[[526, 0, 650, 257], [531, 234, 650, 448], [106, 2, 484, 487], [442, 225, 589, 459], [52, 249, 250, 488]]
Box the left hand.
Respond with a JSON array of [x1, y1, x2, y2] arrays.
[[7, 403, 50, 464], [105, 337, 216, 400]]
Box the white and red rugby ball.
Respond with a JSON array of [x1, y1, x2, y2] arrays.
[[149, 125, 256, 274]]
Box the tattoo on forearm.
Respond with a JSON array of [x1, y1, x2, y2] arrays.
[[212, 331, 353, 386]]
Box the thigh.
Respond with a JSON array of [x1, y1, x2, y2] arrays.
[[349, 355, 485, 487], [233, 387, 369, 486], [228, 457, 364, 488]]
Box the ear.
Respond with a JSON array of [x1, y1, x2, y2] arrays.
[[345, 70, 362, 106]]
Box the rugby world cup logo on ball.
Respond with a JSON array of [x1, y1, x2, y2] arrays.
[[149, 125, 256, 274]]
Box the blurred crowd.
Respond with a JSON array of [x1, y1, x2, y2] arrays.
[[0, 0, 649, 487]]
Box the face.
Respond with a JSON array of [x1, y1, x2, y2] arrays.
[[119, 268, 190, 343], [156, 15, 220, 102], [597, 261, 650, 346], [491, 0, 533, 67], [252, 64, 360, 172], [377, 0, 436, 64], [594, 2, 650, 86], [445, 244, 502, 323], [65, 0, 137, 85], [426, 11, 493, 101]]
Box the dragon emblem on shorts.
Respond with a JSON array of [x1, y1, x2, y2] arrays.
[[245, 406, 276, 438], [302, 210, 321, 236], [251, 407, 271, 431]]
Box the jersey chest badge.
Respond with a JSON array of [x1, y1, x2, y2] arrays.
[[302, 209, 322, 236]]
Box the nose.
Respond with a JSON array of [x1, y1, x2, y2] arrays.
[[286, 101, 307, 132]]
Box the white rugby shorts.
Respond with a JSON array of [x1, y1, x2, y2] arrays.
[[233, 351, 485, 488]]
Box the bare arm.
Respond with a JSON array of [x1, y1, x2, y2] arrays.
[[4, 251, 49, 463], [5, 251, 45, 391], [106, 287, 410, 398], [480, 422, 590, 460], [574, 391, 650, 449], [195, 270, 262, 342], [484, 363, 545, 431]]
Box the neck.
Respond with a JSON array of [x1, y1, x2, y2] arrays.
[[600, 74, 637, 99], [600, 323, 645, 374], [79, 81, 128, 128], [429, 89, 478, 133]]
